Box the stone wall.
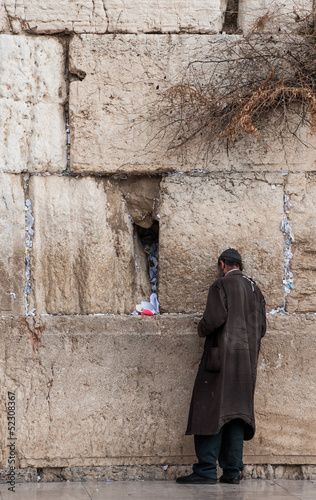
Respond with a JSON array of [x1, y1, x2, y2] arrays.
[[0, 0, 316, 481]]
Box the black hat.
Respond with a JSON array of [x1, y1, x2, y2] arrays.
[[218, 248, 242, 265]]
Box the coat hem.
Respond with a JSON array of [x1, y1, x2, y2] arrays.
[[185, 414, 255, 440]]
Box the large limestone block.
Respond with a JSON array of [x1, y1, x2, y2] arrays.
[[159, 173, 285, 313], [0, 174, 25, 316], [245, 314, 316, 463], [0, 35, 67, 173], [2, 314, 315, 467], [69, 34, 212, 174], [69, 34, 316, 174], [3, 315, 202, 467], [285, 173, 316, 313], [29, 175, 151, 315], [0, 0, 223, 34], [106, 0, 224, 34], [239, 0, 313, 34], [0, 0, 107, 33]]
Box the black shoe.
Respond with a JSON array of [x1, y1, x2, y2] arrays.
[[176, 473, 217, 484], [219, 475, 240, 484]]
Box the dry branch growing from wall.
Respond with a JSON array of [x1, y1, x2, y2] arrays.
[[154, 6, 316, 150]]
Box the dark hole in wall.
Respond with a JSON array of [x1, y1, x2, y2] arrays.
[[222, 0, 239, 34], [135, 221, 159, 293]]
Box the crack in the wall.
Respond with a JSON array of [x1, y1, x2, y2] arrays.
[[222, 0, 239, 34], [281, 187, 294, 309], [273, 174, 294, 314], [65, 104, 71, 172], [135, 221, 159, 293], [24, 175, 36, 316], [62, 35, 71, 175]]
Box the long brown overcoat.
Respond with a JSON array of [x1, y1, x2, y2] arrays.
[[186, 270, 266, 440]]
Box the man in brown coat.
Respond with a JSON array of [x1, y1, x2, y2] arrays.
[[177, 248, 266, 485]]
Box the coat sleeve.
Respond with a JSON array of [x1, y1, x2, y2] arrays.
[[198, 281, 228, 338]]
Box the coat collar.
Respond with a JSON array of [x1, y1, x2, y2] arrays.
[[225, 269, 242, 277]]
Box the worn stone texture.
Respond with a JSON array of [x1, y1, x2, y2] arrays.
[[3, 315, 202, 467], [0, 0, 224, 34], [29, 175, 151, 315], [0, 467, 37, 484], [223, 110, 316, 171], [0, 174, 25, 315], [245, 314, 316, 462], [285, 173, 316, 313], [29, 464, 316, 481], [1, 314, 315, 468], [69, 34, 209, 174], [0, 0, 107, 33], [0, 318, 7, 466], [38, 465, 187, 482], [69, 34, 316, 175], [1, 464, 315, 482], [158, 173, 285, 313], [238, 0, 313, 34], [106, 0, 224, 34], [243, 464, 306, 479], [0, 35, 67, 173], [119, 176, 160, 229], [0, 3, 8, 31]]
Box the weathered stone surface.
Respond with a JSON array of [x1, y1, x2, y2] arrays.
[[285, 173, 316, 313], [239, 0, 313, 34], [0, 318, 7, 467], [159, 173, 285, 313], [69, 34, 316, 174], [36, 464, 316, 481], [38, 465, 169, 482], [224, 110, 316, 171], [0, 0, 224, 34], [1, 314, 315, 468], [244, 314, 316, 462], [2, 464, 315, 481], [4, 315, 202, 467], [29, 175, 151, 315], [243, 465, 305, 479], [0, 467, 37, 484], [0, 0, 107, 33], [0, 35, 67, 173], [119, 176, 160, 229], [69, 34, 208, 174], [0, 173, 25, 315], [302, 465, 316, 480], [0, 3, 9, 31], [106, 0, 224, 34]]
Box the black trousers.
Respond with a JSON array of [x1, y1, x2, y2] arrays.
[[193, 419, 245, 480]]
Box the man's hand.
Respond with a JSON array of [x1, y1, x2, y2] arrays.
[[194, 315, 204, 336]]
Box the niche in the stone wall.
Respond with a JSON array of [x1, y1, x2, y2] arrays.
[[222, 0, 239, 34], [134, 221, 159, 293], [119, 176, 160, 295]]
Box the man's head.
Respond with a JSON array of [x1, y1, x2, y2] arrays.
[[218, 248, 243, 276]]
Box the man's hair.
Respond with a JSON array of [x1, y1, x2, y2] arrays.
[[218, 248, 243, 271]]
